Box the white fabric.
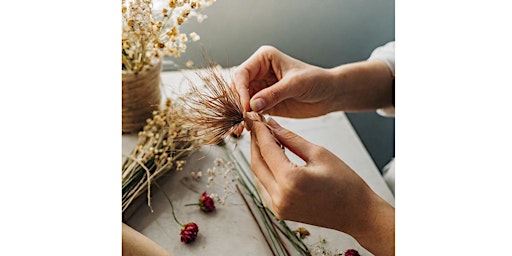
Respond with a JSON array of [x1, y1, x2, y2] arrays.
[[368, 41, 395, 117], [382, 158, 395, 195], [368, 41, 395, 195]]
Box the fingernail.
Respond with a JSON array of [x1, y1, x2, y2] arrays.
[[250, 98, 266, 112], [266, 117, 281, 129], [243, 115, 254, 130]]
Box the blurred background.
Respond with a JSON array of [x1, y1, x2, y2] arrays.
[[166, 0, 395, 172]]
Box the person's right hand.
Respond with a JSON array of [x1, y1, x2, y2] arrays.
[[245, 112, 395, 256], [234, 46, 336, 118]]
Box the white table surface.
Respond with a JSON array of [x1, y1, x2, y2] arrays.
[[123, 69, 395, 256]]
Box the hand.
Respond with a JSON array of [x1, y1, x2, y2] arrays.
[[234, 46, 336, 118], [234, 46, 395, 120], [246, 112, 395, 255]]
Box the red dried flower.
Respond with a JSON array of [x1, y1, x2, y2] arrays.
[[199, 192, 216, 212], [344, 249, 360, 256], [180, 222, 199, 244]]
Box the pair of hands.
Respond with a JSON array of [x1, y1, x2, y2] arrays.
[[232, 46, 395, 255]]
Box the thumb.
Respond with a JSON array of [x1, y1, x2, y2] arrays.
[[249, 79, 294, 113], [266, 117, 319, 163]]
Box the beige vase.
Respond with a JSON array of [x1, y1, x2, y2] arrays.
[[122, 60, 162, 133]]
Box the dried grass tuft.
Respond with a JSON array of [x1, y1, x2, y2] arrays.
[[181, 63, 244, 145]]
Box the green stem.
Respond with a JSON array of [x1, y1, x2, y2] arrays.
[[222, 142, 311, 255], [154, 182, 182, 227]]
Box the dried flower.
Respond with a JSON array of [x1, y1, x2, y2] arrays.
[[295, 227, 311, 239], [190, 170, 202, 180], [154, 182, 200, 245], [180, 222, 199, 244], [122, 0, 215, 73], [189, 32, 200, 41], [199, 192, 216, 212], [181, 62, 244, 144], [344, 249, 360, 256], [185, 191, 216, 212]]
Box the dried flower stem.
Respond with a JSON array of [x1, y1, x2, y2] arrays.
[[122, 99, 201, 215], [222, 144, 311, 256], [154, 182, 182, 226], [236, 184, 276, 256]]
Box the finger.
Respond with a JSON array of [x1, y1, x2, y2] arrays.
[[233, 68, 251, 113], [266, 117, 319, 164], [249, 77, 298, 113], [232, 122, 244, 137], [250, 129, 278, 196], [243, 111, 262, 132], [251, 118, 297, 177], [234, 48, 273, 113]]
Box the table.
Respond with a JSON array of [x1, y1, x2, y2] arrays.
[[122, 69, 395, 256]]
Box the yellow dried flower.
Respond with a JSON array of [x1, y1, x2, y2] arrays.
[[182, 9, 190, 18], [169, 0, 177, 8], [122, 6, 127, 13], [179, 33, 188, 42], [177, 16, 184, 25]]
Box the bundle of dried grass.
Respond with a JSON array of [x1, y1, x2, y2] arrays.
[[181, 64, 245, 144], [122, 98, 201, 217]]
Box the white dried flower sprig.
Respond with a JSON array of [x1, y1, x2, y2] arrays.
[[201, 157, 239, 206], [122, 0, 215, 74], [122, 98, 202, 213]]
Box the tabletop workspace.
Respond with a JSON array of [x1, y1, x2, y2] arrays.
[[122, 69, 395, 256]]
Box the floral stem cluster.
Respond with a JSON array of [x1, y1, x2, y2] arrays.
[[219, 143, 311, 256], [122, 98, 201, 215]]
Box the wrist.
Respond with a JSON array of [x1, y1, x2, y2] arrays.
[[351, 193, 395, 256], [326, 60, 395, 112]]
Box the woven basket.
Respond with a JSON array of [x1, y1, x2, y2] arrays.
[[122, 60, 162, 133]]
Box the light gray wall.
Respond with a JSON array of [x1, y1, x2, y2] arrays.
[[167, 0, 395, 70], [170, 0, 395, 171]]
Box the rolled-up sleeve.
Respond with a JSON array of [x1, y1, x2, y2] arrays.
[[368, 41, 395, 117]]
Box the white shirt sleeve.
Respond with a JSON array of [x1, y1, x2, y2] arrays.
[[368, 41, 395, 117]]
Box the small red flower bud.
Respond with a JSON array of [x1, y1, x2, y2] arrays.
[[180, 222, 199, 244], [344, 249, 360, 256], [199, 192, 216, 212]]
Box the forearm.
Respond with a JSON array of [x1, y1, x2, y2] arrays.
[[326, 60, 394, 113], [353, 194, 395, 256]]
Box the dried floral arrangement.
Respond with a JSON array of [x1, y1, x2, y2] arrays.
[[122, 98, 202, 215], [122, 0, 215, 74], [122, 59, 362, 254], [178, 63, 362, 255]]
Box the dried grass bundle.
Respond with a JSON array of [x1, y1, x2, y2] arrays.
[[181, 64, 245, 144], [122, 98, 201, 216]]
